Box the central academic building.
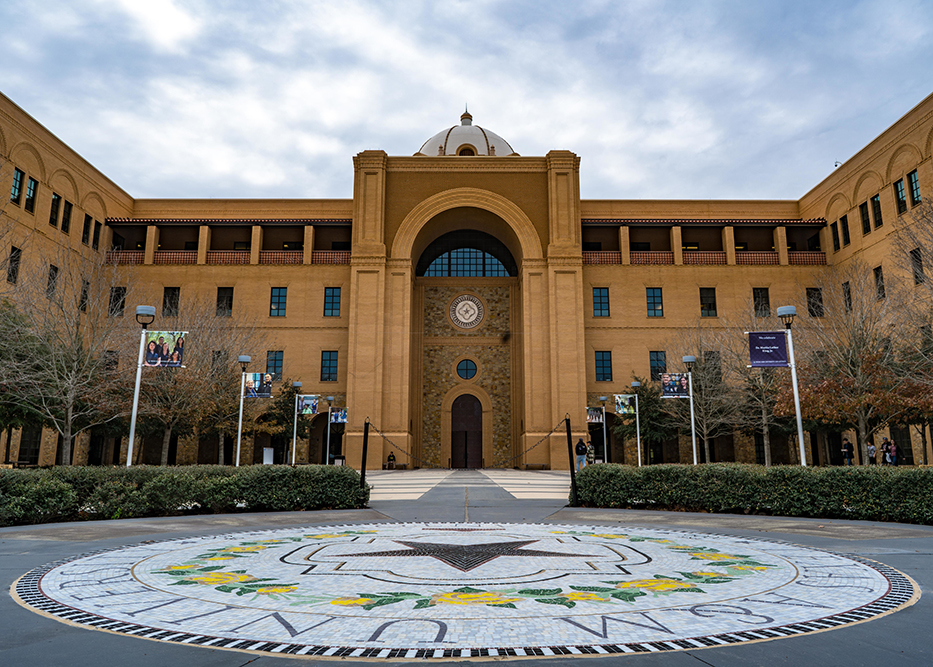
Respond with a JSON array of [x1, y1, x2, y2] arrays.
[[2, 91, 932, 469]]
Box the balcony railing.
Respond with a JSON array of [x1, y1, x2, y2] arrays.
[[259, 251, 304, 265], [788, 251, 826, 265], [206, 251, 250, 265], [153, 250, 197, 265], [582, 251, 622, 265], [736, 251, 779, 265], [311, 251, 351, 265], [630, 251, 674, 265], [683, 251, 727, 265], [105, 250, 144, 265]]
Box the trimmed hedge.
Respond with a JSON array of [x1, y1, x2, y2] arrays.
[[575, 463, 933, 525], [0, 465, 370, 527]]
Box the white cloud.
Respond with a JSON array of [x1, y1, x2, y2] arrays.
[[97, 0, 202, 53]]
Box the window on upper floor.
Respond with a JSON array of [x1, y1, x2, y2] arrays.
[[646, 287, 663, 317], [842, 281, 852, 312], [270, 287, 287, 317], [595, 351, 613, 382], [49, 193, 61, 227], [216, 287, 233, 317], [92, 221, 101, 250], [61, 200, 72, 233], [911, 248, 925, 285], [700, 288, 717, 317], [321, 351, 338, 382], [79, 280, 89, 313], [649, 351, 666, 381], [109, 286, 126, 317], [324, 287, 341, 316], [874, 266, 886, 299], [871, 194, 883, 229], [859, 202, 871, 235], [806, 287, 824, 317], [753, 287, 770, 317], [24, 177, 38, 213], [908, 170, 921, 206], [46, 265, 59, 298], [840, 215, 850, 246], [7, 246, 21, 284], [82, 215, 92, 245], [10, 168, 24, 205], [593, 287, 610, 317], [266, 350, 284, 381], [894, 179, 907, 214], [830, 222, 840, 251], [163, 287, 180, 317]]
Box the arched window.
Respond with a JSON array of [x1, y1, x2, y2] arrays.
[[416, 230, 517, 277]]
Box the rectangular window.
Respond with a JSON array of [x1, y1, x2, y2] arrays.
[[92, 221, 101, 250], [649, 351, 667, 381], [806, 287, 824, 317], [49, 193, 61, 227], [646, 287, 663, 317], [10, 168, 24, 205], [321, 350, 338, 382], [911, 248, 925, 284], [270, 287, 287, 317], [82, 214, 92, 244], [46, 265, 59, 298], [859, 202, 871, 235], [842, 281, 852, 312], [7, 246, 21, 284], [630, 241, 650, 251], [109, 286, 126, 317], [830, 222, 840, 251], [324, 287, 341, 317], [216, 287, 233, 317], [753, 287, 770, 317], [592, 287, 610, 317], [24, 177, 38, 213], [894, 179, 907, 214], [595, 351, 613, 382], [839, 215, 850, 246], [699, 287, 717, 317], [61, 200, 72, 233], [266, 350, 284, 381], [233, 241, 250, 251], [871, 194, 883, 228], [162, 287, 180, 317], [908, 170, 921, 206], [874, 266, 886, 299], [79, 280, 90, 313]]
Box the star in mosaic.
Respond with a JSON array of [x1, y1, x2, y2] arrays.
[[335, 539, 599, 571]]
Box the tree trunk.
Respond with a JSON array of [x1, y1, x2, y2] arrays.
[[3, 426, 11, 463], [218, 432, 224, 465], [857, 411, 869, 465], [160, 425, 173, 466], [760, 398, 772, 467], [917, 423, 928, 466], [62, 404, 73, 466]]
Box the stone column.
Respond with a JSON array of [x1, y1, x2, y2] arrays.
[[144, 226, 160, 264], [619, 226, 631, 265], [775, 226, 789, 265], [250, 226, 262, 265], [303, 225, 315, 264], [723, 226, 736, 265], [672, 227, 683, 265], [197, 225, 210, 264]]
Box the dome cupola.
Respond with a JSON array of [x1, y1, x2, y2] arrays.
[[416, 108, 518, 157]]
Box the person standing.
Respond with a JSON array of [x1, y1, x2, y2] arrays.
[[881, 437, 892, 465], [867, 441, 877, 465], [842, 438, 854, 466], [890, 439, 899, 467], [575, 438, 587, 471]]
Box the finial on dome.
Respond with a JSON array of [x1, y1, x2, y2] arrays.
[[461, 104, 472, 126]]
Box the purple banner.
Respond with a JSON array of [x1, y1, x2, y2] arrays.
[[749, 331, 789, 367]]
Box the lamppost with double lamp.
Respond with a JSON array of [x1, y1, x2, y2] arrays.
[[291, 381, 302, 465], [630, 381, 642, 466], [126, 305, 155, 467], [682, 356, 698, 465], [235, 355, 251, 467], [777, 306, 808, 466], [597, 396, 609, 463]]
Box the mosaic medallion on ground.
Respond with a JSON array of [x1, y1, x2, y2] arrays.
[[14, 523, 917, 659]]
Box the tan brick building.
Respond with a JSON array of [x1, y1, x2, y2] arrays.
[[2, 93, 932, 469]]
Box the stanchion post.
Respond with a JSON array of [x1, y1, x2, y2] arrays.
[[291, 381, 302, 465], [631, 381, 642, 466], [566, 416, 578, 506], [360, 419, 370, 489]]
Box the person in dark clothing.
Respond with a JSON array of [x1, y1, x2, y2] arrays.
[[842, 438, 854, 466], [575, 438, 587, 471]]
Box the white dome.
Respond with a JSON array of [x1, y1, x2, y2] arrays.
[[416, 110, 518, 156]]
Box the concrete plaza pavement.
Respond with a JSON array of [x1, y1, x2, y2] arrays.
[[1, 469, 930, 666]]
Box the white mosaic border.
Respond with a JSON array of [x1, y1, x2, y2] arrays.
[[13, 522, 918, 659]]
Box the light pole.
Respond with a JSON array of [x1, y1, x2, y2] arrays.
[[126, 305, 155, 467], [325, 396, 335, 464], [291, 381, 302, 465], [683, 356, 698, 465], [631, 381, 642, 467], [598, 396, 608, 463], [777, 306, 808, 467], [235, 355, 251, 467]]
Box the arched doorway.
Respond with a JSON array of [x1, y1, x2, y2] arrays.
[[451, 394, 483, 468]]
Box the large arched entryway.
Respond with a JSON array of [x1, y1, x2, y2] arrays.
[[451, 394, 483, 468]]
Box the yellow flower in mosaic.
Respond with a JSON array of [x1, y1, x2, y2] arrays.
[[204, 556, 235, 561], [165, 564, 200, 571], [331, 597, 376, 606], [432, 592, 521, 606], [255, 586, 298, 595], [615, 579, 695, 592], [592, 534, 628, 540], [691, 572, 725, 578], [732, 565, 768, 571], [561, 592, 609, 602], [223, 546, 267, 553], [689, 552, 739, 561], [189, 572, 256, 586]]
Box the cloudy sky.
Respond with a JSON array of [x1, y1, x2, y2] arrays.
[[2, 0, 933, 201]]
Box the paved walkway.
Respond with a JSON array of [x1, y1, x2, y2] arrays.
[[1, 469, 930, 666]]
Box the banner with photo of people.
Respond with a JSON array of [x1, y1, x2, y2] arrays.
[[660, 372, 690, 398], [298, 395, 319, 415], [586, 407, 604, 423], [143, 331, 187, 368], [615, 394, 636, 414], [330, 407, 348, 423], [244, 373, 275, 398]]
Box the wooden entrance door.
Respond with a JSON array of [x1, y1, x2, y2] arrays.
[[451, 394, 482, 468]]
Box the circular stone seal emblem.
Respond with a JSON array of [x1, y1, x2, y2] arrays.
[[449, 294, 485, 329]]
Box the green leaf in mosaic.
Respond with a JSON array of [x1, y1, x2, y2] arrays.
[[517, 588, 561, 596], [610, 590, 646, 602], [413, 599, 433, 609], [453, 586, 486, 594], [488, 603, 517, 609], [536, 597, 575, 608], [569, 586, 617, 593]]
